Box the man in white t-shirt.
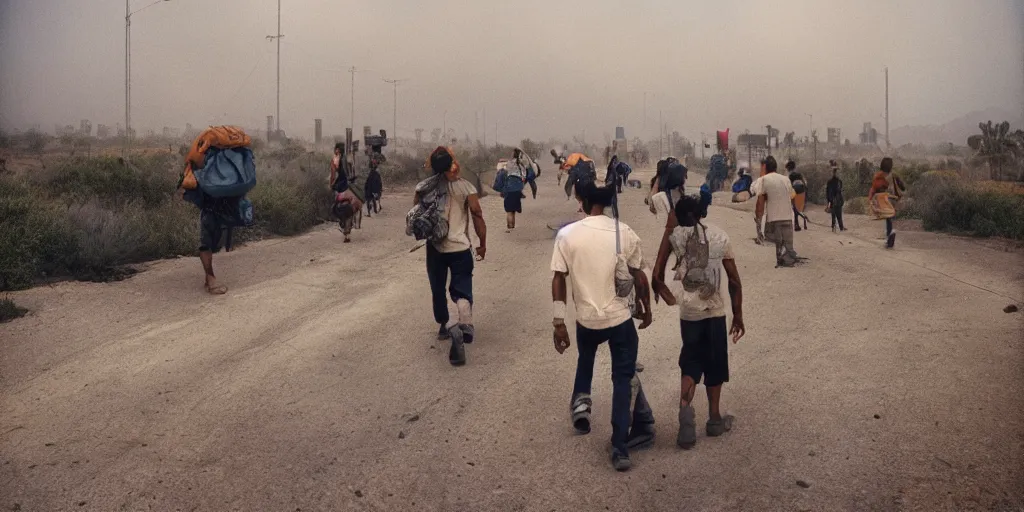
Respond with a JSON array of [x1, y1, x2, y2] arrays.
[[651, 194, 745, 450], [750, 156, 798, 267], [550, 183, 654, 472], [417, 146, 487, 366]]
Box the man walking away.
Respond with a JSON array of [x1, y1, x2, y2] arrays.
[[551, 183, 654, 472], [606, 155, 631, 193], [751, 156, 799, 267], [651, 194, 744, 448], [415, 146, 487, 366], [826, 160, 846, 232]]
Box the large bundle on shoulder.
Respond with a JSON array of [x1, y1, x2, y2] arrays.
[[178, 126, 256, 227]]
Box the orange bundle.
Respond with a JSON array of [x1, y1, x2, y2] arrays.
[[180, 126, 252, 190]]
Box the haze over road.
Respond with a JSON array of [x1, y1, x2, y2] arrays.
[[2, 170, 1022, 511]]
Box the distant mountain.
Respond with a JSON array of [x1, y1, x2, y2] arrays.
[[891, 108, 1023, 146]]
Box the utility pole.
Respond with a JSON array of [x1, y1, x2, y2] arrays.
[[482, 108, 486, 147], [349, 66, 358, 132], [884, 66, 890, 149], [125, 0, 173, 165], [265, 0, 284, 139], [382, 78, 407, 142]]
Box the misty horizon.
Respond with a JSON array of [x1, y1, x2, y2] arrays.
[[1, 0, 1022, 146]]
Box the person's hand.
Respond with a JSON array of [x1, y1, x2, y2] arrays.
[[652, 279, 677, 306], [730, 315, 745, 343], [475, 245, 486, 261], [635, 301, 653, 329], [553, 323, 571, 354]]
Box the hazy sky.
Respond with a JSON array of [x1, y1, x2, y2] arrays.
[[1, 0, 1022, 144]]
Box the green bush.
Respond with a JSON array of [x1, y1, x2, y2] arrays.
[[0, 297, 27, 323], [45, 154, 177, 207], [906, 173, 1024, 240], [0, 182, 78, 290]]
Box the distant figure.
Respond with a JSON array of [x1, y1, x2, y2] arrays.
[[786, 160, 808, 231], [493, 148, 538, 232], [330, 143, 363, 243], [364, 152, 384, 217], [606, 155, 632, 193], [731, 168, 753, 203], [869, 157, 904, 249], [826, 160, 846, 232], [752, 156, 799, 267], [555, 151, 597, 212]]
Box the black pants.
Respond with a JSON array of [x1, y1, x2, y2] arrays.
[[885, 218, 893, 236], [426, 244, 474, 326], [572, 320, 652, 453], [831, 202, 845, 230]]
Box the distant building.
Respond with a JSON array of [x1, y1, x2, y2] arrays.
[[859, 122, 878, 144], [79, 120, 92, 136], [96, 125, 110, 139]]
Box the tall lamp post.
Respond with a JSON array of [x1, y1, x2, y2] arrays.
[[125, 0, 171, 164]]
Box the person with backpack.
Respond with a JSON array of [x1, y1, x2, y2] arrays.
[[651, 194, 745, 450], [493, 148, 538, 233], [826, 160, 846, 232], [408, 146, 487, 366], [177, 126, 257, 295], [786, 160, 809, 231], [554, 150, 597, 212], [364, 152, 384, 217], [606, 155, 632, 193], [551, 182, 654, 471], [331, 143, 364, 243]]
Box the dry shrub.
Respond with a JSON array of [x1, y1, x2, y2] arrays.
[[903, 172, 1024, 239]]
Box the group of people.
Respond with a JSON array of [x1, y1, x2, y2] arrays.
[[408, 145, 747, 471], [330, 142, 385, 243]]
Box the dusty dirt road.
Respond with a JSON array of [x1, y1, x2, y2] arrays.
[[3, 170, 1023, 511]]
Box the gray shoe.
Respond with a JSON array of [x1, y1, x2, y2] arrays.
[[706, 415, 735, 437], [448, 328, 466, 366], [458, 323, 474, 344], [437, 324, 451, 341], [610, 448, 632, 472], [570, 393, 592, 434], [677, 405, 696, 449]]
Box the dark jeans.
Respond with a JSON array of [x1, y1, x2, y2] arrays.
[[572, 320, 652, 453], [426, 244, 474, 326], [831, 202, 845, 230], [885, 218, 893, 236]]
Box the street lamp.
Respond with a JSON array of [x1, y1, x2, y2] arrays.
[[125, 0, 171, 164]]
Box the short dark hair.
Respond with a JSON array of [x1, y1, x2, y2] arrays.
[[785, 160, 796, 171], [580, 182, 615, 208], [334, 142, 345, 153], [764, 156, 778, 173], [880, 157, 893, 173], [430, 147, 453, 174], [673, 194, 702, 224]]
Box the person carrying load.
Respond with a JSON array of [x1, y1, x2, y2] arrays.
[[330, 142, 365, 243], [177, 126, 257, 295]]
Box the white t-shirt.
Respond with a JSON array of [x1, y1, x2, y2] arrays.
[[551, 215, 644, 330], [750, 172, 795, 223], [651, 190, 680, 220], [669, 223, 735, 321], [433, 178, 478, 253]]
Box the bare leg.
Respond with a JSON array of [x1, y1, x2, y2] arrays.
[[506, 212, 515, 230], [680, 375, 697, 407], [200, 251, 226, 294], [707, 385, 722, 421]]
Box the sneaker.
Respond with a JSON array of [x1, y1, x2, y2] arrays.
[[626, 425, 655, 450], [610, 449, 632, 472], [706, 415, 735, 437], [437, 325, 451, 341], [570, 393, 592, 435], [886, 232, 896, 249], [448, 328, 466, 366], [677, 405, 697, 449], [458, 324, 474, 344]]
